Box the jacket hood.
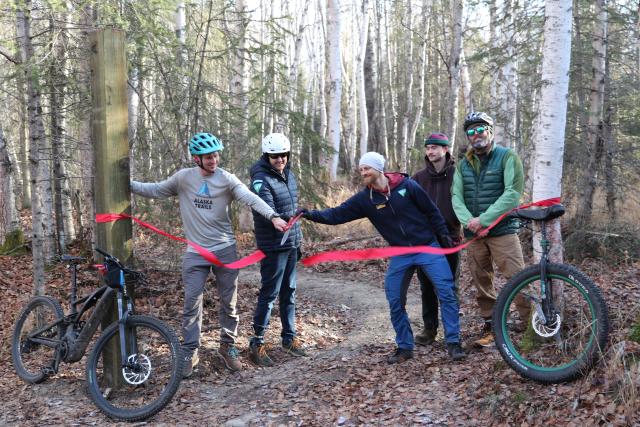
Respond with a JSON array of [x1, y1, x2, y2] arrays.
[[423, 152, 455, 176], [368, 172, 407, 194]]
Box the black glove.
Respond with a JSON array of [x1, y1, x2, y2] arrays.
[[437, 234, 454, 249], [295, 208, 310, 218]]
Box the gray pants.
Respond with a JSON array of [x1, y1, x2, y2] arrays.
[[181, 245, 239, 352]]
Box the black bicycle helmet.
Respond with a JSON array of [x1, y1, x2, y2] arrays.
[[463, 112, 494, 130]]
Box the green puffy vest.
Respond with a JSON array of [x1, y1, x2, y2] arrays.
[[459, 145, 520, 238]]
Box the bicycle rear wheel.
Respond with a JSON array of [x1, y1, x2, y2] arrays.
[[86, 315, 183, 421], [493, 263, 609, 384], [12, 296, 64, 383]]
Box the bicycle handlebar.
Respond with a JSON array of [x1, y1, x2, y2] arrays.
[[94, 248, 142, 280]]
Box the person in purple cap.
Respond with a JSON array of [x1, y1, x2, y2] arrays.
[[402, 133, 462, 346]]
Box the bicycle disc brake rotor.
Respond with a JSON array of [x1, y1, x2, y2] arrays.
[[531, 311, 561, 337], [122, 354, 152, 385]]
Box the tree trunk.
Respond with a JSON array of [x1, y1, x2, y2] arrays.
[[357, 0, 370, 158], [327, 0, 342, 181], [409, 0, 430, 155], [400, 1, 414, 172], [0, 127, 21, 242], [460, 47, 473, 117], [531, 0, 573, 263], [16, 0, 49, 294], [445, 0, 463, 147], [374, 1, 388, 159], [577, 0, 607, 227]]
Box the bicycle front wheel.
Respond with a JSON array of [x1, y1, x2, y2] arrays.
[[12, 296, 64, 384], [493, 263, 609, 384], [86, 315, 183, 421]]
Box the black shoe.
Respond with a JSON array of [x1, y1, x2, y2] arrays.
[[414, 328, 437, 346], [387, 348, 414, 364], [447, 342, 466, 361]]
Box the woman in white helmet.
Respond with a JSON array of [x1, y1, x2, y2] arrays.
[[248, 132, 307, 366]]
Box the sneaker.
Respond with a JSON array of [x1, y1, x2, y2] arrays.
[[182, 349, 199, 378], [387, 347, 414, 364], [414, 328, 437, 346], [282, 338, 308, 357], [447, 342, 466, 361], [249, 341, 274, 367], [217, 344, 242, 372]]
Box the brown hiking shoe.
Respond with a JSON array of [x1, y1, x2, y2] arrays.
[[414, 328, 437, 346], [249, 342, 274, 367], [217, 344, 242, 371], [473, 321, 495, 347], [182, 349, 199, 378], [282, 338, 308, 357]]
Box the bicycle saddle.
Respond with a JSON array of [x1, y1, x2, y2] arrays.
[[61, 255, 86, 264], [510, 204, 565, 221]]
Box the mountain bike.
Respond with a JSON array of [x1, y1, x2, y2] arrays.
[[11, 248, 184, 421], [493, 204, 609, 384]]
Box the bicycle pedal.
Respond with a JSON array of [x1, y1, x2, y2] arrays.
[[42, 366, 57, 375]]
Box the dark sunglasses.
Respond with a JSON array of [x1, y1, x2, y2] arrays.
[[268, 152, 289, 159], [466, 126, 489, 136]]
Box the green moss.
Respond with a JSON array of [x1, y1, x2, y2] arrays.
[[0, 229, 26, 255], [630, 317, 640, 343]]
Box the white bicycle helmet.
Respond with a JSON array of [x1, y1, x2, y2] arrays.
[[261, 133, 291, 154]]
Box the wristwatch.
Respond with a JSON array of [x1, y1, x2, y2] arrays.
[[270, 213, 281, 220]]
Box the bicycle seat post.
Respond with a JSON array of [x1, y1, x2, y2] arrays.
[[70, 263, 78, 315]]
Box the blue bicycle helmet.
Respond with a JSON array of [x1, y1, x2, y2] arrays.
[[189, 133, 224, 155]]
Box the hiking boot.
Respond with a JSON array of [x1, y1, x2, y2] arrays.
[[282, 338, 308, 357], [387, 348, 414, 364], [473, 320, 495, 347], [249, 341, 274, 367], [182, 349, 199, 378], [447, 342, 466, 361], [217, 344, 242, 372], [414, 328, 437, 346]]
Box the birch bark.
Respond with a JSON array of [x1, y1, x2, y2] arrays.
[[531, 0, 573, 263], [327, 0, 342, 180]]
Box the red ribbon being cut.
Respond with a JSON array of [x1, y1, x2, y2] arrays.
[[95, 213, 265, 269], [96, 197, 560, 269], [300, 197, 561, 266]]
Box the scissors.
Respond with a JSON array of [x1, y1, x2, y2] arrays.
[[280, 212, 304, 245]]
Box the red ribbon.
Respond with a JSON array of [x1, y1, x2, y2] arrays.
[[95, 213, 265, 269], [300, 197, 561, 266]]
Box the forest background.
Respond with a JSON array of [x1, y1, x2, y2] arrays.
[[0, 0, 639, 424]]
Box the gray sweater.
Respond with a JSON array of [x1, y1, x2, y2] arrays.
[[131, 167, 276, 253]]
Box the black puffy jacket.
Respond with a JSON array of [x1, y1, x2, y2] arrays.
[[249, 157, 302, 251]]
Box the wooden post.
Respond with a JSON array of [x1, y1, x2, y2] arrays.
[[90, 28, 132, 387]]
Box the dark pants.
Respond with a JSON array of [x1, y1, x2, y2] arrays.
[[402, 251, 460, 332], [252, 248, 298, 345]]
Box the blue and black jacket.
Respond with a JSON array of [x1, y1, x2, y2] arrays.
[[306, 173, 450, 247], [249, 157, 302, 252]]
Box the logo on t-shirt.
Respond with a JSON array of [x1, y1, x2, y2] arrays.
[[398, 188, 407, 197], [194, 181, 213, 210]]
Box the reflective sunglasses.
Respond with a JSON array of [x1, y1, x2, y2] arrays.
[[268, 152, 289, 159], [466, 126, 489, 136]]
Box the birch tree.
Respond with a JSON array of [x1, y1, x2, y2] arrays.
[[577, 0, 608, 227], [0, 127, 21, 247], [357, 0, 370, 158], [16, 0, 54, 294], [531, 0, 573, 263], [444, 0, 463, 147], [327, 0, 342, 180]]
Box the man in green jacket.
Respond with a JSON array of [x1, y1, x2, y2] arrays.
[[451, 112, 527, 347]]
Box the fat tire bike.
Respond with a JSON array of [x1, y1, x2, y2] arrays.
[[11, 248, 184, 421], [492, 204, 609, 384]]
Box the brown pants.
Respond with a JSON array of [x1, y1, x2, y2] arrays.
[[467, 233, 526, 319]]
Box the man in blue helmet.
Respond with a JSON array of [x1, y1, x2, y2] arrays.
[[131, 132, 288, 377]]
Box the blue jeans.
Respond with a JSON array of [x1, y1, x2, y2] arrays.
[[252, 248, 298, 345], [385, 251, 460, 349]]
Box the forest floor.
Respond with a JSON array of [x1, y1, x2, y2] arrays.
[[1, 229, 639, 426]]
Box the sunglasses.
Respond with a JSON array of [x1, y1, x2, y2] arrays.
[[466, 126, 489, 136], [268, 152, 289, 159]]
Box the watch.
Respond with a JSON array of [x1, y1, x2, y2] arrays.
[[270, 213, 281, 220]]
